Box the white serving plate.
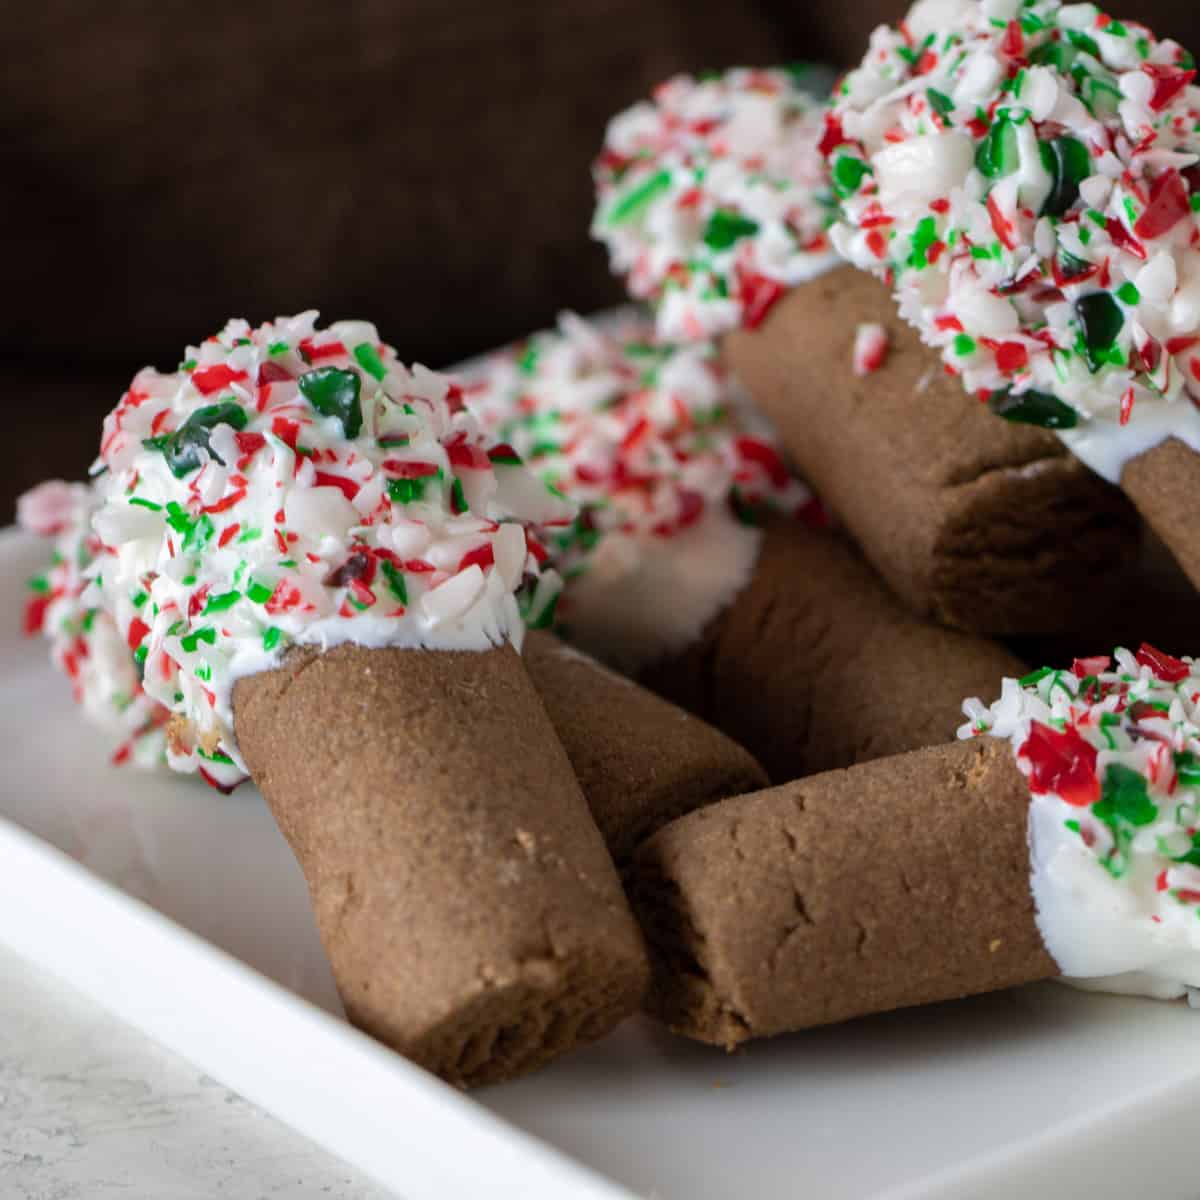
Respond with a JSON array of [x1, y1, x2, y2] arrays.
[[5, 517, 1200, 1200]]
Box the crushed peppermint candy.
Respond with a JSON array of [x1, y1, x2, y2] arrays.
[[852, 322, 891, 374], [827, 0, 1200, 482], [463, 312, 820, 668], [961, 644, 1200, 999], [18, 479, 169, 770], [91, 312, 572, 791], [592, 66, 842, 342]]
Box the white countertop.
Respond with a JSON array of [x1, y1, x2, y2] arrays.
[[0, 940, 388, 1199]]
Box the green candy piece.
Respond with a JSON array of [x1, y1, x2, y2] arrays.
[[380, 559, 408, 605], [909, 215, 939, 269], [976, 117, 1019, 180], [246, 579, 274, 605], [203, 590, 240, 615], [1117, 281, 1140, 306], [1094, 763, 1158, 829], [352, 342, 388, 381], [927, 88, 954, 118], [1065, 28, 1102, 57], [179, 626, 217, 654], [987, 388, 1079, 429], [832, 154, 871, 197], [1175, 751, 1200, 790], [606, 168, 672, 225], [149, 402, 249, 479], [1039, 137, 1090, 217], [299, 367, 362, 438], [387, 476, 430, 505], [1075, 292, 1124, 371], [703, 209, 760, 251], [517, 345, 540, 376]]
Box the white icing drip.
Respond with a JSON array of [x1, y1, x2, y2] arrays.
[[91, 312, 571, 788], [464, 312, 815, 670], [563, 508, 762, 673], [829, 0, 1200, 484], [961, 647, 1200, 1003]]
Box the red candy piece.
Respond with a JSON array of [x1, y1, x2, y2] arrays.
[[298, 338, 347, 362], [995, 341, 1028, 374], [191, 364, 248, 396], [445, 439, 490, 470], [271, 417, 301, 449], [738, 271, 787, 330], [313, 471, 361, 500], [1000, 20, 1024, 58], [1134, 170, 1191, 240], [457, 543, 496, 572], [126, 617, 151, 652], [257, 361, 292, 385], [1143, 63, 1196, 111], [23, 594, 52, 637], [1072, 655, 1111, 678], [1105, 218, 1147, 260], [818, 113, 846, 158], [1018, 720, 1099, 807], [735, 436, 791, 487], [1135, 643, 1190, 683], [383, 459, 440, 478], [264, 580, 304, 616]]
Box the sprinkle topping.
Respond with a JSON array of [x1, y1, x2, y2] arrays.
[[92, 312, 572, 789], [592, 67, 841, 341], [464, 313, 818, 666], [852, 322, 891, 374], [961, 644, 1200, 996], [828, 0, 1200, 481], [18, 480, 170, 773]]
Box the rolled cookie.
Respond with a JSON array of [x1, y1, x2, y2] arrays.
[[628, 738, 1055, 1048], [90, 313, 647, 1084], [470, 315, 1028, 782], [522, 631, 768, 864], [825, 0, 1200, 596], [724, 266, 1139, 632], [235, 642, 647, 1085], [1120, 439, 1200, 599], [641, 516, 1028, 782], [634, 643, 1200, 1048]]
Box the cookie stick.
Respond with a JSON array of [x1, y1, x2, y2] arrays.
[[724, 267, 1140, 631], [823, 0, 1200, 593], [521, 631, 768, 865], [467, 315, 1026, 783], [91, 314, 647, 1086], [640, 514, 1028, 783], [629, 738, 1052, 1048], [631, 645, 1200, 1047], [592, 64, 1141, 632], [18, 468, 765, 866]]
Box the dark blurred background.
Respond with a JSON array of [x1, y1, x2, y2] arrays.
[[3, 0, 1198, 518]]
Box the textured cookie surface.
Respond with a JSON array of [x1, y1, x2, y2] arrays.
[[629, 739, 1056, 1048], [641, 520, 1027, 783], [725, 267, 1139, 632], [523, 631, 767, 865], [235, 642, 648, 1087]]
